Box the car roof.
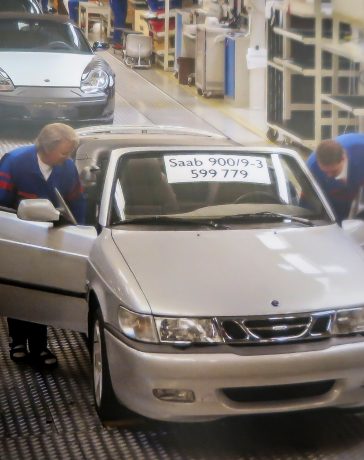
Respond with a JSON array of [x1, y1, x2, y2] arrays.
[[0, 12, 72, 24], [74, 126, 237, 175], [76, 125, 235, 154]]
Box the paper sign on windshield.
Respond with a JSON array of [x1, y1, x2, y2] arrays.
[[164, 154, 271, 184]]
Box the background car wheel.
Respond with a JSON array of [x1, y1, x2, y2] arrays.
[[266, 127, 279, 142], [90, 308, 124, 423]]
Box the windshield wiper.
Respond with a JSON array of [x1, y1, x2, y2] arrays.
[[228, 211, 314, 226], [113, 215, 230, 229]]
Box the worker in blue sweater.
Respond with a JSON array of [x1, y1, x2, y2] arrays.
[[110, 0, 128, 49], [68, 0, 81, 23], [307, 133, 364, 222], [0, 123, 85, 369]]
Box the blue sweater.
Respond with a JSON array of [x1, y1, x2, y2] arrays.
[[307, 133, 364, 221], [0, 145, 85, 224]]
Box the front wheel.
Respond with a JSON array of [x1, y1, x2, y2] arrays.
[[90, 308, 123, 422]]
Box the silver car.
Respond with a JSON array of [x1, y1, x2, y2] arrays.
[[0, 13, 115, 124], [1, 125, 364, 423], [0, 0, 42, 13]]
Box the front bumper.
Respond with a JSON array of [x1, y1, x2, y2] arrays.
[[0, 86, 114, 123], [105, 330, 364, 422]]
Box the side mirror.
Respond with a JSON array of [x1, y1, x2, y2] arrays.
[[17, 199, 60, 222], [342, 219, 364, 248], [92, 41, 110, 51]]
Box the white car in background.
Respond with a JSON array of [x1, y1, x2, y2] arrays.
[[1, 126, 364, 423], [0, 13, 115, 125], [0, 0, 42, 13]]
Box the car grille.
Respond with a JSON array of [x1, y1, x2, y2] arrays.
[[216, 311, 333, 344], [0, 104, 28, 118], [222, 380, 336, 403]]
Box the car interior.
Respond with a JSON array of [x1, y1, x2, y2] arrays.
[[76, 144, 286, 225]]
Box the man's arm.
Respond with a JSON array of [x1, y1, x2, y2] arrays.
[[0, 154, 16, 209]]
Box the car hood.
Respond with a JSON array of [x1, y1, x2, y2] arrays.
[[112, 224, 364, 317], [0, 52, 93, 87]]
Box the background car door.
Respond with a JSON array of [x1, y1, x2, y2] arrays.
[[0, 208, 97, 333]]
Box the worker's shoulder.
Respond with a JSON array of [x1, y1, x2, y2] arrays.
[[8, 145, 36, 161], [337, 132, 364, 148], [306, 150, 317, 168]]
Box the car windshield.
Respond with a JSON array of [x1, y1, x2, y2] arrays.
[[0, 19, 91, 53], [0, 0, 42, 13], [110, 151, 332, 225]]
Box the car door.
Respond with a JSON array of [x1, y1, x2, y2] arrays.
[[0, 207, 97, 333]]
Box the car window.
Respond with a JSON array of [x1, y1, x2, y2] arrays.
[[110, 151, 332, 224], [0, 19, 91, 53], [0, 0, 42, 13]]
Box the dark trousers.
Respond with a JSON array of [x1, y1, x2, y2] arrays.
[[8, 318, 47, 354], [110, 0, 128, 42], [68, 0, 81, 23]]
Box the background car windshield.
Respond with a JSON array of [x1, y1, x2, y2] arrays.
[[111, 151, 331, 223], [0, 19, 91, 53], [0, 0, 42, 13]]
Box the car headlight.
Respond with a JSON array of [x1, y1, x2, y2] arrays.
[[332, 307, 364, 335], [118, 307, 223, 344], [81, 68, 109, 93], [0, 68, 14, 92], [118, 307, 158, 343], [155, 317, 222, 344]]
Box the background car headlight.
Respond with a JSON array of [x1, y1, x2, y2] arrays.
[[332, 308, 364, 335], [155, 317, 222, 344], [118, 307, 158, 343], [81, 68, 109, 93], [0, 68, 14, 92]]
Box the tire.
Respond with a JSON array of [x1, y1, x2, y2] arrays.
[[197, 88, 203, 96], [339, 406, 364, 414], [282, 135, 292, 146], [90, 308, 123, 422], [100, 117, 114, 125]]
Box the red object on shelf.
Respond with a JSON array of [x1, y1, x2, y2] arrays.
[[148, 18, 175, 33]]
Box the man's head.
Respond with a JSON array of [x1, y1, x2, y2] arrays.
[[35, 123, 79, 166], [316, 139, 346, 178]]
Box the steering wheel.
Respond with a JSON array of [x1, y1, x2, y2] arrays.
[[234, 191, 281, 204], [47, 41, 73, 50]]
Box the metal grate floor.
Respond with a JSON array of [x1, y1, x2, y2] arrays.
[[1, 317, 364, 459]]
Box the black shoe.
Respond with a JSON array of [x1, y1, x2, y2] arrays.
[[30, 348, 58, 369], [10, 344, 28, 363]]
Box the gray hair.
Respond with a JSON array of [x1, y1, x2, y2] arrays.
[[35, 123, 79, 154]]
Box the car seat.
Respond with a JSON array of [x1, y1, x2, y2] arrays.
[[121, 158, 179, 216]]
